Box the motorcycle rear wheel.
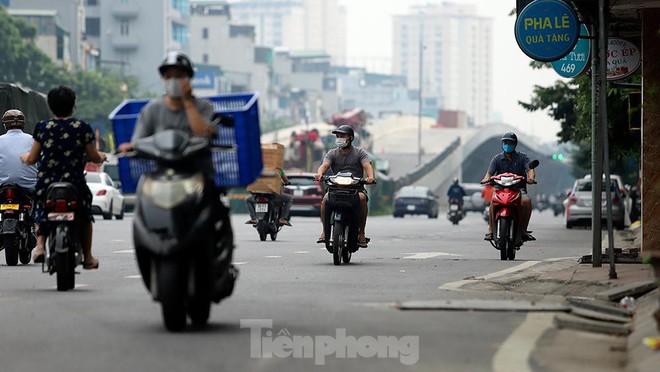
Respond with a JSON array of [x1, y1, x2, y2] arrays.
[[4, 235, 18, 266], [55, 226, 75, 291]]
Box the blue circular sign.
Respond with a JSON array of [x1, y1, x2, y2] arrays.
[[515, 0, 580, 62], [551, 24, 591, 78]]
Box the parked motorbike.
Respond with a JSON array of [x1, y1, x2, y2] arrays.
[[250, 192, 284, 241], [0, 183, 36, 266], [483, 160, 539, 261], [128, 129, 237, 332], [446, 197, 463, 225], [41, 182, 84, 290]]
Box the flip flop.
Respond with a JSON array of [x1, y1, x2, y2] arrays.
[[358, 238, 368, 248], [317, 237, 326, 244]]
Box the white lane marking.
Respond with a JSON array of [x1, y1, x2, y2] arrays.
[[403, 252, 463, 259], [113, 250, 134, 254], [439, 260, 541, 291], [124, 275, 142, 279], [492, 312, 555, 372], [294, 251, 310, 254], [234, 262, 247, 265], [265, 255, 282, 258], [112, 239, 125, 242]]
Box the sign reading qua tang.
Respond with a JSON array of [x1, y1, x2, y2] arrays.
[[515, 0, 580, 62]]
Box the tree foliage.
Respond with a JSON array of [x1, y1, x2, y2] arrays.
[[518, 63, 641, 183]]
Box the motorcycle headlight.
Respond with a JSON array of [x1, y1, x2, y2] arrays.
[[495, 176, 520, 187], [140, 173, 204, 209], [335, 176, 357, 186]]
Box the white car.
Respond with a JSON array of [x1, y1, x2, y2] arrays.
[[86, 171, 125, 220]]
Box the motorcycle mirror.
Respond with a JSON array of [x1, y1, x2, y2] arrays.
[[529, 159, 540, 169]]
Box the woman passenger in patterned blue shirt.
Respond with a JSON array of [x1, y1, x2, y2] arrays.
[[21, 86, 106, 269]]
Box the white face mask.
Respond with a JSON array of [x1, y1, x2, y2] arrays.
[[163, 78, 185, 98], [335, 138, 349, 148]]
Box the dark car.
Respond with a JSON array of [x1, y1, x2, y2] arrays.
[[393, 186, 439, 218], [283, 172, 325, 217]]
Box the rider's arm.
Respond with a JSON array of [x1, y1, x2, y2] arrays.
[[278, 168, 290, 185], [481, 173, 492, 183], [85, 143, 106, 164], [21, 141, 41, 165], [527, 168, 536, 183], [482, 155, 498, 183], [362, 160, 375, 183], [183, 86, 216, 137], [315, 161, 331, 181]]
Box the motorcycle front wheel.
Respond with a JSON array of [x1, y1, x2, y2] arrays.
[[158, 260, 188, 332], [332, 221, 345, 266], [497, 218, 510, 261]]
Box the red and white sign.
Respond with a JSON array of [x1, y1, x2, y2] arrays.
[[606, 38, 641, 81]]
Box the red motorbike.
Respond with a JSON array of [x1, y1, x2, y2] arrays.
[[484, 160, 539, 260]]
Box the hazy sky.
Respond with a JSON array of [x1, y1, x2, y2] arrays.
[[338, 0, 564, 143]]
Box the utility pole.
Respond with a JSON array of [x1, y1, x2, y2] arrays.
[[417, 14, 424, 167]]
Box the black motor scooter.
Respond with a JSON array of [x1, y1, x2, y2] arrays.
[[249, 192, 284, 241], [128, 129, 237, 332], [446, 197, 463, 225], [0, 183, 36, 266], [321, 172, 374, 265]]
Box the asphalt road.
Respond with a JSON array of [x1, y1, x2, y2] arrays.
[[0, 209, 590, 372]]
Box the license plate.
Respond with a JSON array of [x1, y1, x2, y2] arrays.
[[255, 203, 268, 213], [450, 204, 459, 211], [294, 189, 304, 197], [47, 212, 75, 221], [0, 204, 19, 210], [407, 205, 416, 211]]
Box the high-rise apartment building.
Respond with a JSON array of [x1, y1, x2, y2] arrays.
[[231, 0, 346, 65], [393, 3, 493, 126], [85, 0, 190, 93], [8, 0, 86, 69], [188, 1, 269, 98]]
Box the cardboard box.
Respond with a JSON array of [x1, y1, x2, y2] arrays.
[[261, 143, 285, 171], [246, 174, 283, 194]]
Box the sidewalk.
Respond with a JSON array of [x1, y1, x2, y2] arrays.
[[451, 226, 659, 371]]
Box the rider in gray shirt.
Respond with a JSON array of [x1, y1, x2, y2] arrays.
[[315, 125, 375, 248]]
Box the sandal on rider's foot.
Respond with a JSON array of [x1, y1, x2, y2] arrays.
[[317, 236, 326, 244], [358, 238, 368, 248], [522, 233, 536, 242], [278, 218, 292, 226], [83, 258, 99, 270], [32, 249, 45, 263], [484, 233, 494, 241], [245, 218, 257, 225]]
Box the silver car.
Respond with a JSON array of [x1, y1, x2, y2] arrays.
[[565, 178, 624, 229]]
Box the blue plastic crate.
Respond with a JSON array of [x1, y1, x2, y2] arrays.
[[109, 93, 263, 193]]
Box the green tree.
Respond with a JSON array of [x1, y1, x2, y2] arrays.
[[519, 63, 641, 184]]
